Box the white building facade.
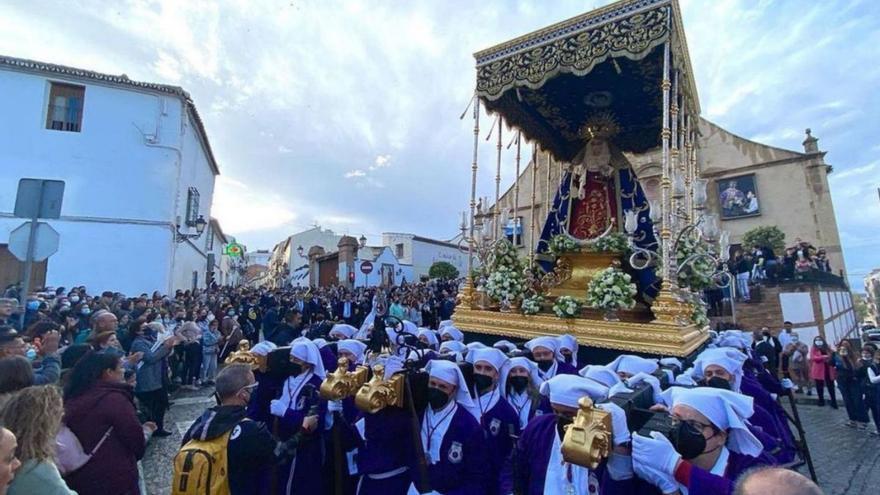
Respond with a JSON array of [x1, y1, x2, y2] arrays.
[[0, 56, 221, 295], [353, 246, 413, 288], [381, 233, 467, 280], [267, 227, 346, 287]]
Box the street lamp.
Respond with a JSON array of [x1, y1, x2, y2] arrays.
[[175, 215, 207, 243]]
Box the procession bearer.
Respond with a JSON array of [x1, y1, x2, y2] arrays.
[[466, 348, 520, 494]]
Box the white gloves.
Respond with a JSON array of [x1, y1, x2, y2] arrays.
[[626, 372, 663, 404], [781, 378, 794, 390], [633, 461, 679, 494], [659, 357, 682, 369], [328, 400, 344, 413], [632, 431, 681, 476], [608, 381, 634, 398], [596, 402, 631, 446], [270, 399, 287, 417], [674, 370, 698, 387]]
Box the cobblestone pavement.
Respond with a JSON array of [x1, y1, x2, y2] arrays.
[[143, 388, 880, 494], [142, 387, 218, 495]]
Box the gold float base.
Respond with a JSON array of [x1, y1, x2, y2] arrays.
[[452, 307, 709, 357]]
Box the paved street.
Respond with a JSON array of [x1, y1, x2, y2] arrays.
[[142, 388, 880, 495]]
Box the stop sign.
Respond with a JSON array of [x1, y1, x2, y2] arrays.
[[8, 221, 59, 262], [360, 261, 374, 274]]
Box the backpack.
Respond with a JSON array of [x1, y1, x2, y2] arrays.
[[55, 424, 114, 476], [172, 428, 233, 495]]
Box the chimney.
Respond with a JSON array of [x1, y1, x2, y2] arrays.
[[802, 128, 819, 154]]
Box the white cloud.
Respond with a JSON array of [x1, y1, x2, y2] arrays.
[[1, 0, 878, 277], [372, 154, 392, 169], [211, 176, 297, 234]]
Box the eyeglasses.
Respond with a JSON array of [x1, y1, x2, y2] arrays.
[[239, 382, 259, 394], [670, 416, 716, 433]]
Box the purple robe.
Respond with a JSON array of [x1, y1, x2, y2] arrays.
[[499, 414, 634, 495], [321, 345, 339, 372], [741, 374, 796, 462], [674, 450, 773, 495], [477, 397, 520, 494], [274, 374, 327, 495], [422, 406, 487, 495], [349, 408, 416, 495], [248, 370, 284, 424], [557, 361, 579, 376], [748, 423, 781, 463]]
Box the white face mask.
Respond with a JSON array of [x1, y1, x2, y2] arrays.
[[206, 313, 215, 322], [815, 340, 824, 347], [70, 296, 80, 303]]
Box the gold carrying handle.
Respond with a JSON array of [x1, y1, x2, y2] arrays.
[[320, 357, 370, 401], [224, 340, 268, 372], [560, 396, 613, 469], [354, 364, 406, 414]]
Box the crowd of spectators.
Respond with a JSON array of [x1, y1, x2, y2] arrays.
[[0, 278, 459, 494], [704, 238, 838, 315]]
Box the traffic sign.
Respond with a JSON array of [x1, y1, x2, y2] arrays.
[[14, 179, 65, 219], [8, 222, 59, 262], [360, 261, 374, 274]]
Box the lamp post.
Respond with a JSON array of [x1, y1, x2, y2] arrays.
[[175, 215, 207, 243]]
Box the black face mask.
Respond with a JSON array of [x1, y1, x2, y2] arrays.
[[555, 414, 574, 439], [508, 376, 529, 393], [287, 362, 303, 377], [537, 360, 554, 372], [562, 354, 573, 364], [427, 387, 450, 409], [702, 376, 732, 391], [473, 373, 494, 394], [669, 421, 707, 460]]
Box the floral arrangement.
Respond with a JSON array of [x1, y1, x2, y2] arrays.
[[552, 295, 583, 318], [547, 234, 579, 256], [585, 266, 638, 310], [589, 232, 630, 253], [660, 234, 715, 291], [484, 239, 526, 306], [691, 302, 710, 328], [521, 294, 544, 315]]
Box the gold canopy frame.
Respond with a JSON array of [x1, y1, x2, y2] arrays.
[[455, 0, 709, 357]]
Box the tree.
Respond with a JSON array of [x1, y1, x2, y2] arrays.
[[853, 293, 868, 322], [742, 225, 786, 253], [429, 261, 459, 280]]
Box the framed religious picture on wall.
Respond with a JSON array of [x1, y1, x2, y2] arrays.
[[717, 173, 760, 219]]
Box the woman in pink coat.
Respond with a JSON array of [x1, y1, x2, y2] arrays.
[[810, 335, 839, 408]]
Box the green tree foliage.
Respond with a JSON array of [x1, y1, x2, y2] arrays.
[[742, 226, 786, 253], [429, 261, 459, 280]]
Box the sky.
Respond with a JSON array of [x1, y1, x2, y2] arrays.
[[1, 0, 878, 289]]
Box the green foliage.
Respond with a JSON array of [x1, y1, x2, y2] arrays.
[[589, 232, 630, 253], [547, 234, 579, 256], [429, 261, 459, 280], [656, 235, 715, 292], [742, 226, 786, 253], [853, 293, 869, 321]]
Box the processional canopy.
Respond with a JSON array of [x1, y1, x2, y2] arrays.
[[474, 0, 700, 162]]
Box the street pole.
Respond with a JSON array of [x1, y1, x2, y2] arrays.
[[19, 182, 46, 329]]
